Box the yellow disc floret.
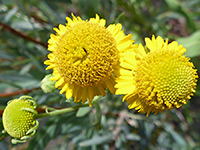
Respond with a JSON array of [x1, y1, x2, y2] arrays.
[[45, 14, 136, 105], [136, 49, 197, 111], [2, 96, 38, 143], [54, 22, 118, 86], [115, 35, 198, 116]]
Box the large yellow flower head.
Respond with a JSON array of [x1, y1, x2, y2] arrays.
[[44, 14, 136, 106], [115, 35, 198, 116]]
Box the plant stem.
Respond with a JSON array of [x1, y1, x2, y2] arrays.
[[35, 104, 89, 119], [0, 87, 40, 98], [0, 22, 47, 48]]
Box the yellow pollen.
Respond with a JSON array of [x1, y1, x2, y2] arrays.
[[136, 49, 197, 110], [53, 22, 118, 87]]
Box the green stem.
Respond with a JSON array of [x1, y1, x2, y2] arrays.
[[35, 104, 89, 119]]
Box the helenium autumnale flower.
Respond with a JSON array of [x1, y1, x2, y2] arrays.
[[2, 96, 39, 144], [44, 14, 137, 106], [115, 35, 198, 116]]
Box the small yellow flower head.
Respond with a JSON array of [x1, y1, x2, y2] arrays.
[[2, 96, 39, 144], [44, 14, 136, 106], [115, 35, 198, 116], [41, 74, 56, 93]]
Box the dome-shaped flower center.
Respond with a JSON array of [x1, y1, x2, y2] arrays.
[[135, 49, 197, 110], [3, 100, 36, 138], [54, 22, 118, 87]]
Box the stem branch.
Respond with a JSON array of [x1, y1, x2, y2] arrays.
[[0, 87, 41, 98], [35, 104, 89, 119], [0, 22, 47, 48]]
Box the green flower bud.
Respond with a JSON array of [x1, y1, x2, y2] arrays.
[[2, 96, 39, 144], [41, 74, 56, 93]]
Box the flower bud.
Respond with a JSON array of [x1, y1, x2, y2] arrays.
[[2, 96, 39, 144], [41, 74, 56, 93]]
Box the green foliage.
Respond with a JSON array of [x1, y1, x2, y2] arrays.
[[0, 0, 200, 150], [177, 31, 200, 57]]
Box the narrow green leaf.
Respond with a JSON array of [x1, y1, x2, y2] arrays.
[[126, 133, 141, 141], [19, 63, 33, 75], [76, 107, 91, 117], [164, 123, 187, 146], [0, 50, 14, 59], [177, 30, 200, 57], [4, 6, 18, 23], [79, 134, 114, 147]]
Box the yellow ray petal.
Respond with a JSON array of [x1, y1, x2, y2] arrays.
[[55, 78, 64, 88], [156, 36, 164, 50], [60, 84, 69, 94]]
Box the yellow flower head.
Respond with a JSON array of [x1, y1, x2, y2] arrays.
[[44, 14, 136, 106], [2, 96, 39, 144], [115, 35, 198, 116]]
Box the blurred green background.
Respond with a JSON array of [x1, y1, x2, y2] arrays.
[[0, 0, 200, 150]]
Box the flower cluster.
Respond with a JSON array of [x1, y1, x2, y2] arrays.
[[44, 14, 198, 116], [2, 13, 198, 145]]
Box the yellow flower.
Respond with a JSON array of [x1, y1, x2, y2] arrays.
[[2, 96, 39, 144], [44, 14, 136, 106], [115, 35, 198, 116]]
